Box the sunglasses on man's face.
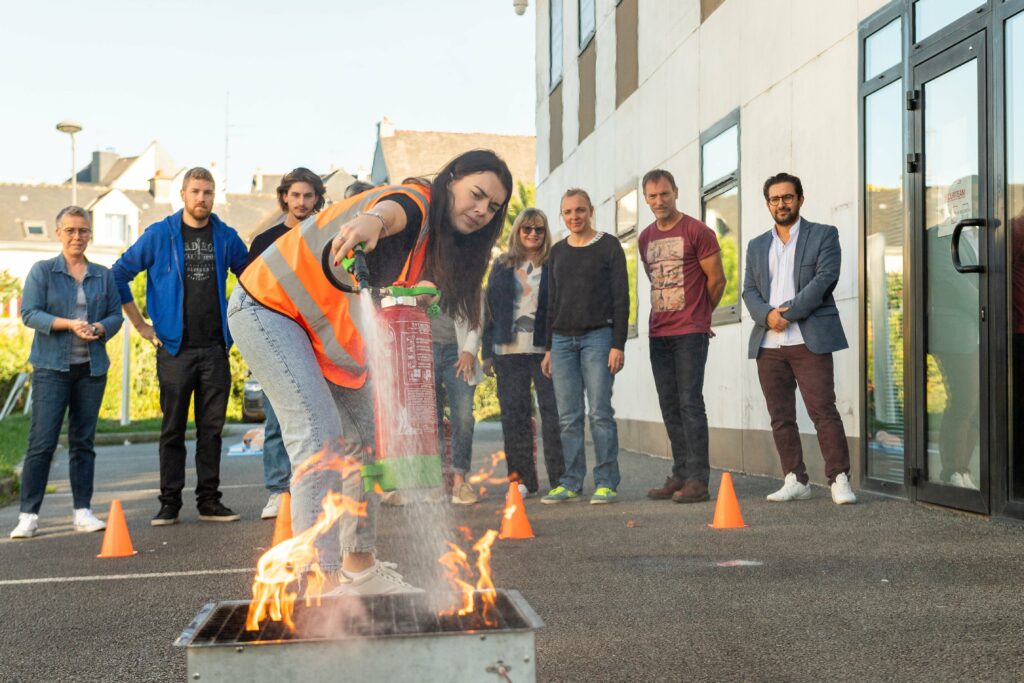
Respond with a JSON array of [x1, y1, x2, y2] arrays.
[[521, 225, 546, 235]]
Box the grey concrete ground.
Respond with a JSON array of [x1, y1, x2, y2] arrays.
[[1, 422, 1023, 682]]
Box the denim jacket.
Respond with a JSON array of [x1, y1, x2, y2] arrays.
[[21, 255, 124, 376]]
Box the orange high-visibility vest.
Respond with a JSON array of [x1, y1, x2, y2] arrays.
[[240, 184, 432, 388]]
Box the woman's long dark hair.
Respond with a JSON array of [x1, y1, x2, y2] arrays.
[[425, 149, 513, 328]]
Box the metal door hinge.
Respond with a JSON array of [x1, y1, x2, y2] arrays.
[[981, 306, 986, 322], [906, 153, 920, 173], [906, 89, 920, 110]]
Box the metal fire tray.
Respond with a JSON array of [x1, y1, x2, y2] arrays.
[[175, 589, 543, 682]]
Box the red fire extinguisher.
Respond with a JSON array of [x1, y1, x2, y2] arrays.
[[361, 290, 443, 492]]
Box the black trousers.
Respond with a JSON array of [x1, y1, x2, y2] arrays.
[[157, 345, 230, 508], [493, 354, 563, 492], [650, 333, 711, 485]]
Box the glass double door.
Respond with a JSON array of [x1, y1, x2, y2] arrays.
[[911, 31, 989, 512]]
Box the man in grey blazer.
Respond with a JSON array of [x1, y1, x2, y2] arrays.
[[742, 172, 855, 505]]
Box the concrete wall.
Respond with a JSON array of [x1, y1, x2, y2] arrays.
[[533, 0, 892, 486]]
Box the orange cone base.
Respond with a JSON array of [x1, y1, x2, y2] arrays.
[[499, 483, 534, 540], [708, 472, 747, 529], [97, 499, 138, 558], [271, 491, 293, 546]]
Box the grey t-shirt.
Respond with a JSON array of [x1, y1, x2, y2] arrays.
[[430, 309, 458, 346], [69, 283, 90, 365]]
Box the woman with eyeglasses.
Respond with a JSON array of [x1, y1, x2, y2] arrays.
[[481, 208, 564, 496], [10, 206, 123, 539]]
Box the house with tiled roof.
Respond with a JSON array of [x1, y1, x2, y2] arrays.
[[370, 117, 535, 189]]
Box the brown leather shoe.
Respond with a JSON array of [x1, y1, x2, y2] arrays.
[[672, 480, 710, 504], [647, 476, 685, 500]]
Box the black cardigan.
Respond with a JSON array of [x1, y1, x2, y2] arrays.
[[481, 258, 550, 360]]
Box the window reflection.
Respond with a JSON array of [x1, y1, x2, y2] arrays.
[[914, 0, 983, 43], [865, 19, 902, 80], [865, 80, 906, 484], [704, 188, 740, 312], [1007, 13, 1024, 499]]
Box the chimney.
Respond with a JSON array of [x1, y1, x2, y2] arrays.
[[378, 116, 395, 138], [149, 172, 173, 203], [91, 150, 119, 184]]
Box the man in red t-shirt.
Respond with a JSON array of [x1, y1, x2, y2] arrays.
[[639, 170, 725, 503]]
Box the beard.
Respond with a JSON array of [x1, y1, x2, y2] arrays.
[[774, 208, 799, 226]]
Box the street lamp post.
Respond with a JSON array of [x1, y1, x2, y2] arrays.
[[55, 119, 83, 206]]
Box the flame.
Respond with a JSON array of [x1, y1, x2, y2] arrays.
[[439, 528, 500, 626], [467, 450, 508, 486], [246, 448, 367, 632]]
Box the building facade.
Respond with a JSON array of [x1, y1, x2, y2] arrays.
[[531, 0, 1024, 518]]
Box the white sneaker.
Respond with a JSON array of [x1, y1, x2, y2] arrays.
[[261, 492, 282, 520], [518, 483, 532, 499], [451, 482, 479, 505], [73, 508, 107, 532], [830, 473, 857, 505], [766, 473, 812, 502], [337, 561, 425, 596], [950, 472, 979, 491], [10, 513, 39, 539]]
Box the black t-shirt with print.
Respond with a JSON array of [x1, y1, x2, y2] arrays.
[[181, 222, 223, 347]]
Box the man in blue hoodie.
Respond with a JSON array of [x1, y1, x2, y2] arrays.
[[113, 167, 249, 526]]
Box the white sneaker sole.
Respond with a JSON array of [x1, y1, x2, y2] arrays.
[[10, 529, 36, 539], [766, 489, 812, 502], [260, 509, 279, 520], [74, 523, 106, 533], [198, 514, 241, 522], [151, 517, 179, 527]]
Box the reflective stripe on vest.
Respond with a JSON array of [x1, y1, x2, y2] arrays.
[[240, 184, 431, 387]]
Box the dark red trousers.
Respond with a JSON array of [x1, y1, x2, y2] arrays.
[[756, 344, 850, 485]]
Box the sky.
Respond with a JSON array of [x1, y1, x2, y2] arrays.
[[0, 0, 536, 193]]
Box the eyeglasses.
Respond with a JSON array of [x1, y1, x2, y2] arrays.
[[521, 226, 546, 235], [61, 228, 93, 237], [767, 194, 797, 207]]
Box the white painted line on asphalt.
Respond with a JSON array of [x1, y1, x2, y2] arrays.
[[0, 567, 253, 586]]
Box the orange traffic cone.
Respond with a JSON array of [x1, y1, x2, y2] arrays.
[[708, 472, 747, 529], [96, 499, 138, 558], [271, 492, 293, 546], [499, 482, 534, 540]]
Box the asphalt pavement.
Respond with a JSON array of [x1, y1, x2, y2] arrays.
[[1, 422, 1023, 682]]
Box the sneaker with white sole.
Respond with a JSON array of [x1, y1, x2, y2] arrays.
[[337, 561, 424, 596], [766, 473, 812, 502], [261, 492, 283, 520], [10, 513, 38, 539], [451, 482, 479, 505], [949, 471, 979, 490], [830, 472, 857, 505], [73, 508, 107, 532]]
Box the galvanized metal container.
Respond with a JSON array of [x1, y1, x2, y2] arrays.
[[175, 589, 543, 682]]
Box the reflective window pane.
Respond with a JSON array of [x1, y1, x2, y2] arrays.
[[701, 125, 738, 186], [923, 60, 981, 489], [1007, 12, 1024, 499], [616, 189, 638, 236], [865, 80, 906, 484], [550, 0, 564, 86], [865, 19, 902, 80], [579, 0, 596, 48], [621, 236, 639, 338], [703, 187, 740, 312], [914, 0, 984, 43]]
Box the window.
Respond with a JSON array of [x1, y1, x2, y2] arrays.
[[96, 213, 128, 245], [579, 0, 595, 51], [914, 0, 984, 43], [617, 186, 639, 339], [550, 0, 563, 88], [700, 112, 741, 325], [615, 0, 638, 107], [865, 19, 901, 80], [701, 0, 726, 22], [23, 220, 45, 238]]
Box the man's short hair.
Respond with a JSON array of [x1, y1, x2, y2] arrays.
[[276, 167, 327, 213], [762, 172, 804, 200], [562, 187, 593, 208], [55, 205, 91, 229], [344, 180, 375, 198], [642, 169, 677, 192], [182, 167, 215, 190]]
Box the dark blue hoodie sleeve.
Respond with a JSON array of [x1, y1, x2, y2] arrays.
[[227, 230, 249, 278], [112, 227, 156, 304]]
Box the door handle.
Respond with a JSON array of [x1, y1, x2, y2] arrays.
[[950, 218, 985, 274]]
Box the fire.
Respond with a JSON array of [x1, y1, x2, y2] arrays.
[[439, 528, 500, 626], [467, 451, 508, 487], [246, 447, 367, 632]]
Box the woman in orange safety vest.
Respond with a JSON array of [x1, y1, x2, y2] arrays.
[[227, 150, 512, 593]]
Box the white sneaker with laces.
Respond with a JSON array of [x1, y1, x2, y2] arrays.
[[10, 513, 39, 539], [261, 492, 282, 520], [950, 472, 979, 490], [830, 473, 857, 505], [338, 561, 424, 596], [766, 473, 812, 502], [451, 482, 479, 505], [73, 508, 107, 532]]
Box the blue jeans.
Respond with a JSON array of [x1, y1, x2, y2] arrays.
[[549, 328, 620, 492], [20, 364, 107, 513], [261, 393, 291, 494], [433, 343, 477, 474], [228, 289, 377, 569]]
